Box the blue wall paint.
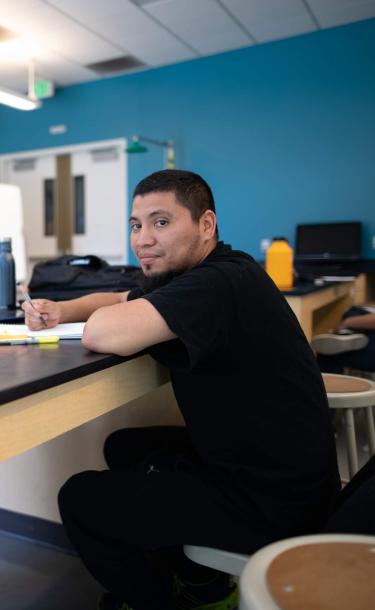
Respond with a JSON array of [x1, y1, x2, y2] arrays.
[[1, 18, 374, 263]]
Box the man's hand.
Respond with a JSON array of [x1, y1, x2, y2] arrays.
[[22, 299, 62, 330]]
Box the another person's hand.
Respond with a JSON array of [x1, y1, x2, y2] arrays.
[[22, 298, 62, 330], [337, 318, 351, 331], [337, 312, 375, 332]]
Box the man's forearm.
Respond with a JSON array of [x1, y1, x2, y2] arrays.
[[60, 292, 128, 323]]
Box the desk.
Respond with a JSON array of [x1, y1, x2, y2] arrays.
[[283, 281, 356, 342], [0, 342, 169, 463]]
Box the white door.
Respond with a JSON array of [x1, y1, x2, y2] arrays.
[[1, 140, 127, 265], [3, 155, 56, 259], [71, 146, 126, 263]]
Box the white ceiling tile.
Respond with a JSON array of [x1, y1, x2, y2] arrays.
[[31, 48, 98, 85], [144, 0, 253, 55], [307, 0, 375, 28], [89, 1, 196, 65], [220, 0, 312, 26], [250, 14, 317, 43], [37, 23, 126, 65], [220, 0, 317, 43], [0, 0, 76, 38], [36, 60, 98, 86], [0, 52, 97, 89], [46, 0, 133, 26], [0, 63, 30, 93]]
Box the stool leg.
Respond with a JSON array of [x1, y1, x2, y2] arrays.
[[344, 409, 359, 479], [365, 406, 375, 456]]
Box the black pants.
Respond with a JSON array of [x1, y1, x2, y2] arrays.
[[317, 307, 375, 374], [58, 426, 272, 610], [322, 454, 375, 534]]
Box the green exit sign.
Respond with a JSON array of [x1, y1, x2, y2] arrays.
[[34, 79, 54, 99]]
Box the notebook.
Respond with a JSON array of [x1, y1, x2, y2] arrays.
[[0, 322, 85, 339]]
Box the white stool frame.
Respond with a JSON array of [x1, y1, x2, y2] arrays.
[[324, 374, 375, 478]]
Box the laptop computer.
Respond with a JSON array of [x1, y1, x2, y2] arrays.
[[0, 308, 25, 323]]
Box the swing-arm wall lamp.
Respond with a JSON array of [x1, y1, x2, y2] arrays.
[[126, 135, 175, 169]]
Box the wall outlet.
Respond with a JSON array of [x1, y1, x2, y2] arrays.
[[372, 235, 375, 250], [260, 238, 271, 253]]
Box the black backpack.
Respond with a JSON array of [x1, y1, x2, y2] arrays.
[[28, 255, 141, 301]]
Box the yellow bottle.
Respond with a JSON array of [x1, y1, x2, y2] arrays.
[[266, 237, 294, 290]]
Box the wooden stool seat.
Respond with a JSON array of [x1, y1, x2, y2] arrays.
[[267, 542, 375, 610], [240, 534, 375, 610], [323, 374, 372, 394], [322, 373, 375, 478]]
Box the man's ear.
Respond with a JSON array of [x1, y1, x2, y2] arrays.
[[201, 210, 216, 240]]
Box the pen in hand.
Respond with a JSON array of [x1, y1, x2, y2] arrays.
[[23, 292, 48, 328]]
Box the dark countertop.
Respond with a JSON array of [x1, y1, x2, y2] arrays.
[[0, 341, 128, 405]]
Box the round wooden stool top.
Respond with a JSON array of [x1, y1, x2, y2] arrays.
[[323, 374, 372, 394], [267, 542, 375, 610]]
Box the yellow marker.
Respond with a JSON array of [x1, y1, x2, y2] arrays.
[[0, 336, 60, 345], [0, 334, 29, 340]]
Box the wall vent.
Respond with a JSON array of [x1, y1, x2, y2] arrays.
[[90, 147, 119, 162], [13, 159, 36, 172], [86, 55, 145, 75]]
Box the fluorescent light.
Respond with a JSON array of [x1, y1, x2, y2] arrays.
[[0, 86, 41, 111]]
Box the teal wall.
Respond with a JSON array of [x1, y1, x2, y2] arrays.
[[1, 18, 374, 263]]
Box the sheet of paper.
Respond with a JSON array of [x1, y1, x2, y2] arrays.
[[0, 322, 85, 339]]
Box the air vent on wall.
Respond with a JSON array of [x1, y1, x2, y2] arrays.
[[13, 158, 36, 172], [90, 147, 119, 162], [86, 55, 146, 75]]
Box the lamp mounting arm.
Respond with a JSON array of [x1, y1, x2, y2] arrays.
[[133, 135, 174, 148]]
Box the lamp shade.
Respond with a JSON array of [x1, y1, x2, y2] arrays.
[[126, 134, 175, 168], [126, 140, 148, 153]]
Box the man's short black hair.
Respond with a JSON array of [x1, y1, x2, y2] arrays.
[[133, 169, 219, 237]]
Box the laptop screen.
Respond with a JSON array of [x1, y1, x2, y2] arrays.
[[295, 222, 362, 261]]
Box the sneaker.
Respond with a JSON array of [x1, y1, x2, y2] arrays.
[[173, 573, 238, 610], [311, 332, 368, 355], [97, 592, 133, 610]]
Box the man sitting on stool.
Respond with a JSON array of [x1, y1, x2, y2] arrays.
[[23, 170, 340, 610]]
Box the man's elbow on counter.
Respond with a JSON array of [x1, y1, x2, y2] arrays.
[[82, 322, 104, 353], [82, 317, 132, 356]]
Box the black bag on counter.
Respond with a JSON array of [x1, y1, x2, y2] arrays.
[[28, 255, 141, 301]]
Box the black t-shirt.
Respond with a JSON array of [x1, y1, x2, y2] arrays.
[[128, 242, 340, 531]]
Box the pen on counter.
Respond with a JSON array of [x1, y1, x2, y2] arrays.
[[0, 336, 60, 345], [23, 292, 48, 328]]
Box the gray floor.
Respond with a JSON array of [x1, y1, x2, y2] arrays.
[[0, 534, 104, 610], [0, 413, 372, 610]]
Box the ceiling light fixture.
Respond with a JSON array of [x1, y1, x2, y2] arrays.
[[0, 58, 41, 111], [0, 86, 40, 111], [126, 135, 175, 169]]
